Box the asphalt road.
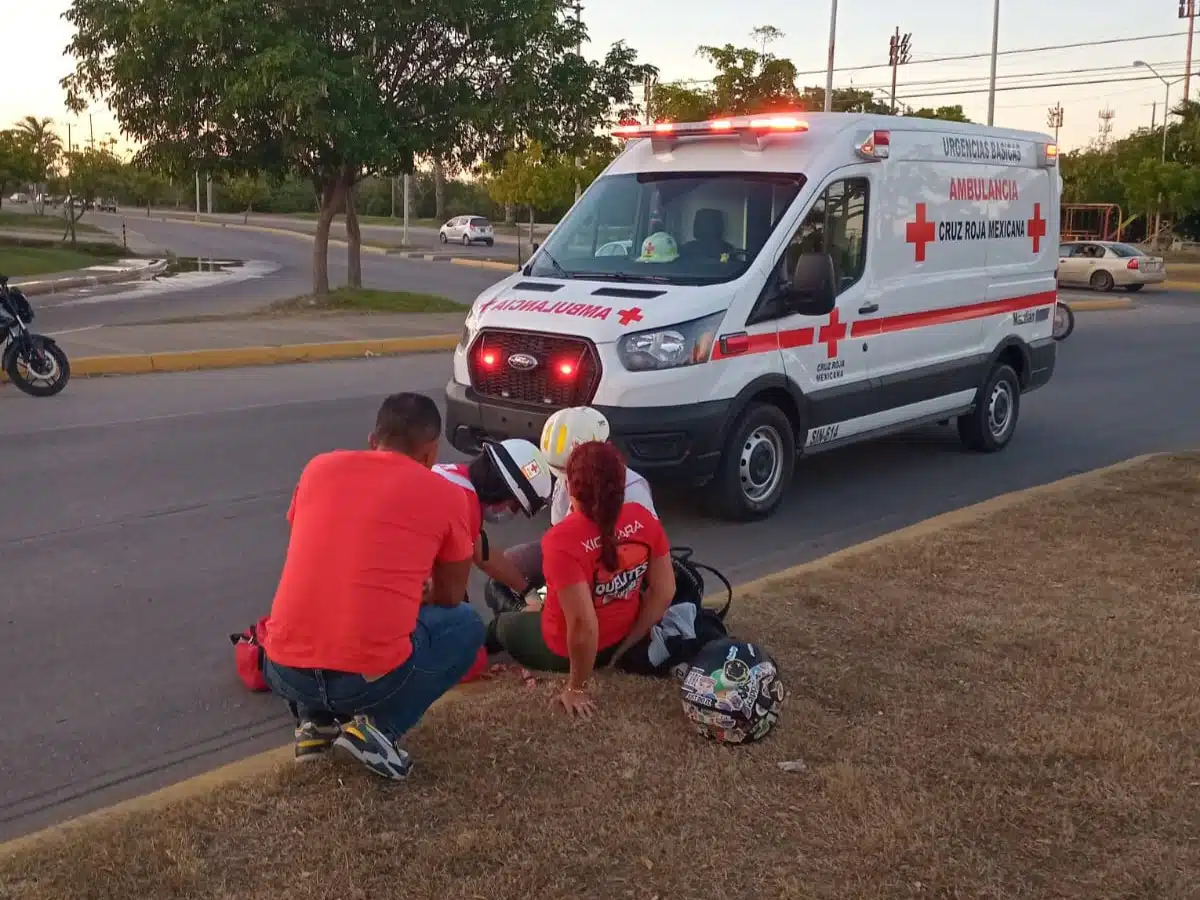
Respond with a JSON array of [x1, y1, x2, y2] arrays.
[[29, 213, 505, 333], [2, 298, 1199, 841]]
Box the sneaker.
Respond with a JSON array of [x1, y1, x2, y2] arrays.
[[293, 720, 340, 763], [333, 715, 412, 780]]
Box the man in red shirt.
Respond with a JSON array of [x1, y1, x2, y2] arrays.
[[263, 392, 484, 780]]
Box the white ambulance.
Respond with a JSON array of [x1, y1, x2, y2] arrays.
[[445, 113, 1060, 520]]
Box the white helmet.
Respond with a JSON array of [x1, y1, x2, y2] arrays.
[[540, 407, 611, 475], [484, 438, 553, 516]]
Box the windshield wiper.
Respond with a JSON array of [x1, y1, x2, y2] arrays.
[[527, 246, 569, 279], [568, 271, 674, 285]]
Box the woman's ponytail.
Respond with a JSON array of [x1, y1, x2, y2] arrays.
[[565, 441, 627, 570]]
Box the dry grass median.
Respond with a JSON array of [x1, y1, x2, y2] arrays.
[[3, 453, 1198, 900]]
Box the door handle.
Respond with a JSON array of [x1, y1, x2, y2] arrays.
[[858, 302, 880, 314]]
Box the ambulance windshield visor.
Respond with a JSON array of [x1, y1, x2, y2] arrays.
[[528, 171, 805, 286]]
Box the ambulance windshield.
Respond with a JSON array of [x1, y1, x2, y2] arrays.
[[528, 171, 805, 285]]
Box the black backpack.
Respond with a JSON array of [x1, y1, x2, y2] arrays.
[[616, 547, 734, 676]]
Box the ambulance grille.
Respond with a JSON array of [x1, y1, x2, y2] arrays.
[[468, 329, 601, 407]]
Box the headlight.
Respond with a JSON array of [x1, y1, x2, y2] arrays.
[[617, 311, 724, 372]]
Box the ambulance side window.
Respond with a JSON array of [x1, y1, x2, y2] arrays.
[[782, 177, 870, 295]]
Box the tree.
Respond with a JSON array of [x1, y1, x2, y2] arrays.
[[906, 105, 971, 123], [63, 0, 627, 295], [0, 130, 38, 209], [125, 165, 171, 215], [225, 174, 272, 223], [484, 141, 573, 239], [13, 116, 62, 214], [61, 145, 126, 243]]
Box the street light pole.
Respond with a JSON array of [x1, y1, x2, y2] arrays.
[[987, 0, 1001, 125], [1134, 60, 1178, 244], [1182, 0, 1197, 105], [824, 0, 838, 112]]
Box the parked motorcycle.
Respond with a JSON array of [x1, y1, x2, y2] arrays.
[[0, 274, 71, 396], [1052, 300, 1075, 342]]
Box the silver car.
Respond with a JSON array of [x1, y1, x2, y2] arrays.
[[1057, 241, 1166, 293], [438, 215, 495, 247]]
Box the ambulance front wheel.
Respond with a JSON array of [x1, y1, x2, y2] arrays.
[[957, 363, 1021, 453], [708, 402, 796, 521]]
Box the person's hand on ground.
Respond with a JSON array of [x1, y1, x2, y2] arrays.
[[554, 686, 597, 719]]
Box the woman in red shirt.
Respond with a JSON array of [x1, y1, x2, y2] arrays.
[[487, 440, 675, 717]]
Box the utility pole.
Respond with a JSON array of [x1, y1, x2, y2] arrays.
[[206, 175, 213, 214], [643, 73, 657, 126], [1151, 100, 1157, 132], [402, 173, 410, 246], [888, 28, 912, 114], [824, 0, 838, 112], [1047, 103, 1064, 144], [987, 0, 1001, 125], [195, 172, 200, 214], [1182, 0, 1197, 104], [88, 113, 94, 150]]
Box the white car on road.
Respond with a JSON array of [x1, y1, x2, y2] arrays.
[[439, 215, 495, 247], [1056, 240, 1166, 292]]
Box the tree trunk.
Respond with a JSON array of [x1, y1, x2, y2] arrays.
[[313, 177, 346, 295], [243, 205, 250, 225], [432, 158, 446, 221], [504, 202, 516, 226], [528, 204, 536, 243], [346, 179, 363, 289]]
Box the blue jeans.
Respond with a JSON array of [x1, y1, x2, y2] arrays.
[[263, 603, 485, 743]]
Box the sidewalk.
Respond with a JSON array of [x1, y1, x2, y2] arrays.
[[49, 312, 464, 375], [12, 258, 168, 296]]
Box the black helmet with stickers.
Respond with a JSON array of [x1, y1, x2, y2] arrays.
[[680, 638, 783, 744]]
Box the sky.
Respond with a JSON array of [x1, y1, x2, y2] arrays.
[[4, 0, 1196, 156]]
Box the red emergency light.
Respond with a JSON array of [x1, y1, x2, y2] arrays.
[[613, 115, 810, 142], [480, 349, 498, 368]]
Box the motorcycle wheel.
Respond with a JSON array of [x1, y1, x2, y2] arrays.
[[1052, 302, 1075, 342], [6, 338, 71, 397]]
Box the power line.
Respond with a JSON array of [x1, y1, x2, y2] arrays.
[[895, 71, 1195, 102], [667, 30, 1191, 87], [852, 60, 1191, 94]]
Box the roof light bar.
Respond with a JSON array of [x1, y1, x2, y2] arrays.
[[1041, 143, 1059, 167], [612, 115, 810, 141], [855, 129, 890, 161]]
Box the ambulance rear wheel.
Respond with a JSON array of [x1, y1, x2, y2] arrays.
[[957, 364, 1021, 453], [708, 403, 795, 521]]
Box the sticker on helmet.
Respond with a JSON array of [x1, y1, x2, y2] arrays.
[[521, 460, 541, 481]]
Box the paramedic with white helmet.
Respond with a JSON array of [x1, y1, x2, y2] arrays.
[[488, 407, 656, 615], [433, 438, 554, 598]]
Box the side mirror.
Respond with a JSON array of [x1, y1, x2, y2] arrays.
[[784, 252, 836, 316]]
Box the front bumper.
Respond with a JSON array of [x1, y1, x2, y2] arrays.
[[444, 379, 731, 484]]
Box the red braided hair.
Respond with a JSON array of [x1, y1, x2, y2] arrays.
[[565, 440, 627, 570]]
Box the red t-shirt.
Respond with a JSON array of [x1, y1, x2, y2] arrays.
[[265, 450, 474, 675], [540, 502, 670, 657]]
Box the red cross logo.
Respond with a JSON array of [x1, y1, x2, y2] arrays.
[[905, 202, 936, 263], [818, 307, 847, 359], [617, 307, 643, 326], [1027, 202, 1047, 254]]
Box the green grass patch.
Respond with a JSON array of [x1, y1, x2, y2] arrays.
[[0, 243, 123, 277], [269, 287, 462, 314], [0, 209, 105, 234]]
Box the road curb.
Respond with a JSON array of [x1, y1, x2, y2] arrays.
[[63, 334, 462, 377], [0, 451, 1165, 859], [13, 258, 169, 297], [449, 257, 519, 272]]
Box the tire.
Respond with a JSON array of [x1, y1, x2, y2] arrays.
[[707, 402, 796, 521], [1125, 283, 1144, 293], [1052, 302, 1075, 341], [1089, 270, 1114, 292], [957, 363, 1020, 453], [462, 234, 472, 246], [438, 232, 447, 244], [5, 338, 71, 397], [486, 239, 495, 247]]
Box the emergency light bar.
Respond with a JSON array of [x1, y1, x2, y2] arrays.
[[1040, 143, 1059, 166], [613, 115, 809, 151]]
